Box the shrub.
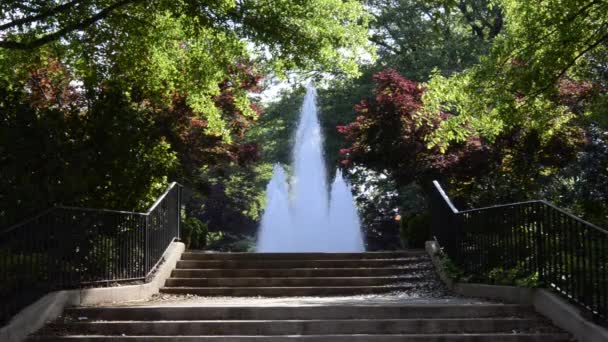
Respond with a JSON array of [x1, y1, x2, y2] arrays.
[[400, 213, 431, 248], [181, 217, 208, 249], [488, 265, 540, 288]]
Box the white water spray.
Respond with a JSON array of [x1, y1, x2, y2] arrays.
[[256, 165, 292, 252], [257, 85, 365, 252], [328, 170, 365, 252]]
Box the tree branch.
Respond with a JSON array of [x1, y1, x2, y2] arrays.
[[456, 1, 486, 40], [521, 25, 608, 106], [370, 35, 400, 55], [0, 0, 85, 31], [0, 0, 138, 50]]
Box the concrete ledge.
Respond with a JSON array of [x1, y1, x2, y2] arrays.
[[534, 289, 608, 342], [425, 240, 454, 289], [425, 240, 608, 342], [0, 241, 185, 342], [453, 283, 535, 305], [0, 290, 80, 342], [80, 241, 185, 305]]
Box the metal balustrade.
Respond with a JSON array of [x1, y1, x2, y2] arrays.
[[0, 182, 182, 325], [430, 180, 608, 321]]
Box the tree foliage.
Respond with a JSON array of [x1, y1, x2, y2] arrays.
[[338, 69, 486, 186], [0, 1, 373, 228], [368, 0, 498, 81], [0, 60, 177, 225], [339, 69, 585, 209], [1, 0, 371, 78], [315, 0, 503, 170], [423, 0, 608, 146]]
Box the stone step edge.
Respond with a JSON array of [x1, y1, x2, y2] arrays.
[[165, 276, 427, 280], [160, 285, 419, 290], [183, 251, 427, 255], [28, 333, 572, 341], [171, 266, 434, 271], [178, 254, 429, 260], [177, 258, 428, 263], [62, 304, 536, 319], [51, 318, 537, 324], [65, 304, 533, 311]]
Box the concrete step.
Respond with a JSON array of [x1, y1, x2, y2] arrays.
[[164, 276, 425, 287], [28, 333, 572, 342], [64, 304, 536, 321], [180, 251, 427, 260], [28, 251, 572, 342], [170, 266, 432, 278], [43, 318, 544, 336], [159, 285, 418, 296], [175, 258, 427, 269]]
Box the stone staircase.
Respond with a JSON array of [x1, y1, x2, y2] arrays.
[[160, 250, 433, 296], [30, 251, 572, 341]]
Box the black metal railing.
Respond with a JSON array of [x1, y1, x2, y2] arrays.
[[0, 182, 182, 325], [430, 180, 608, 321]]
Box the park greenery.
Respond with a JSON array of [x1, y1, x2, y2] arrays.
[[0, 0, 371, 238], [1, 0, 607, 251]]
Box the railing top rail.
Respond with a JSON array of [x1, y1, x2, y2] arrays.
[[0, 207, 55, 236], [1, 182, 182, 236], [538, 200, 608, 234], [432, 180, 459, 214], [55, 205, 148, 216], [432, 179, 608, 235], [146, 182, 179, 214], [458, 200, 541, 214]]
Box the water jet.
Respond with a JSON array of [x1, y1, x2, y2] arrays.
[[257, 85, 364, 252]]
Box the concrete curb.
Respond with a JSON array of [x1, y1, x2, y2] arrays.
[[425, 240, 608, 342], [453, 283, 535, 305], [0, 241, 185, 342], [424, 240, 454, 289], [533, 289, 608, 342]]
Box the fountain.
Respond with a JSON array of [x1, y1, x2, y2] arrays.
[[257, 85, 365, 252]]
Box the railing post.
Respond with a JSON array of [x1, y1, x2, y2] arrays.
[[453, 212, 464, 267], [144, 215, 149, 279], [535, 202, 546, 286], [177, 185, 181, 241]]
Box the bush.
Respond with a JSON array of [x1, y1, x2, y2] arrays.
[[400, 213, 431, 248], [181, 217, 208, 249], [205, 232, 255, 252], [488, 265, 540, 288], [439, 253, 465, 282]]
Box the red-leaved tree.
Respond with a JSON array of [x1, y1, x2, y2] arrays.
[[338, 68, 585, 207], [337, 69, 488, 189]]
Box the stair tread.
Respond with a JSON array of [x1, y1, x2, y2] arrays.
[[32, 333, 571, 335], [172, 266, 431, 270], [37, 335, 565, 339], [67, 304, 533, 310], [30, 251, 571, 341], [161, 285, 419, 289], [166, 276, 426, 280], [185, 251, 426, 253], [183, 252, 426, 256], [55, 318, 537, 323], [177, 258, 426, 262]]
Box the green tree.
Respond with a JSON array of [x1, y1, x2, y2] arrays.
[[246, 86, 306, 165], [0, 1, 373, 227], [0, 61, 177, 226], [423, 0, 608, 147], [316, 0, 502, 170], [368, 0, 498, 81]]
